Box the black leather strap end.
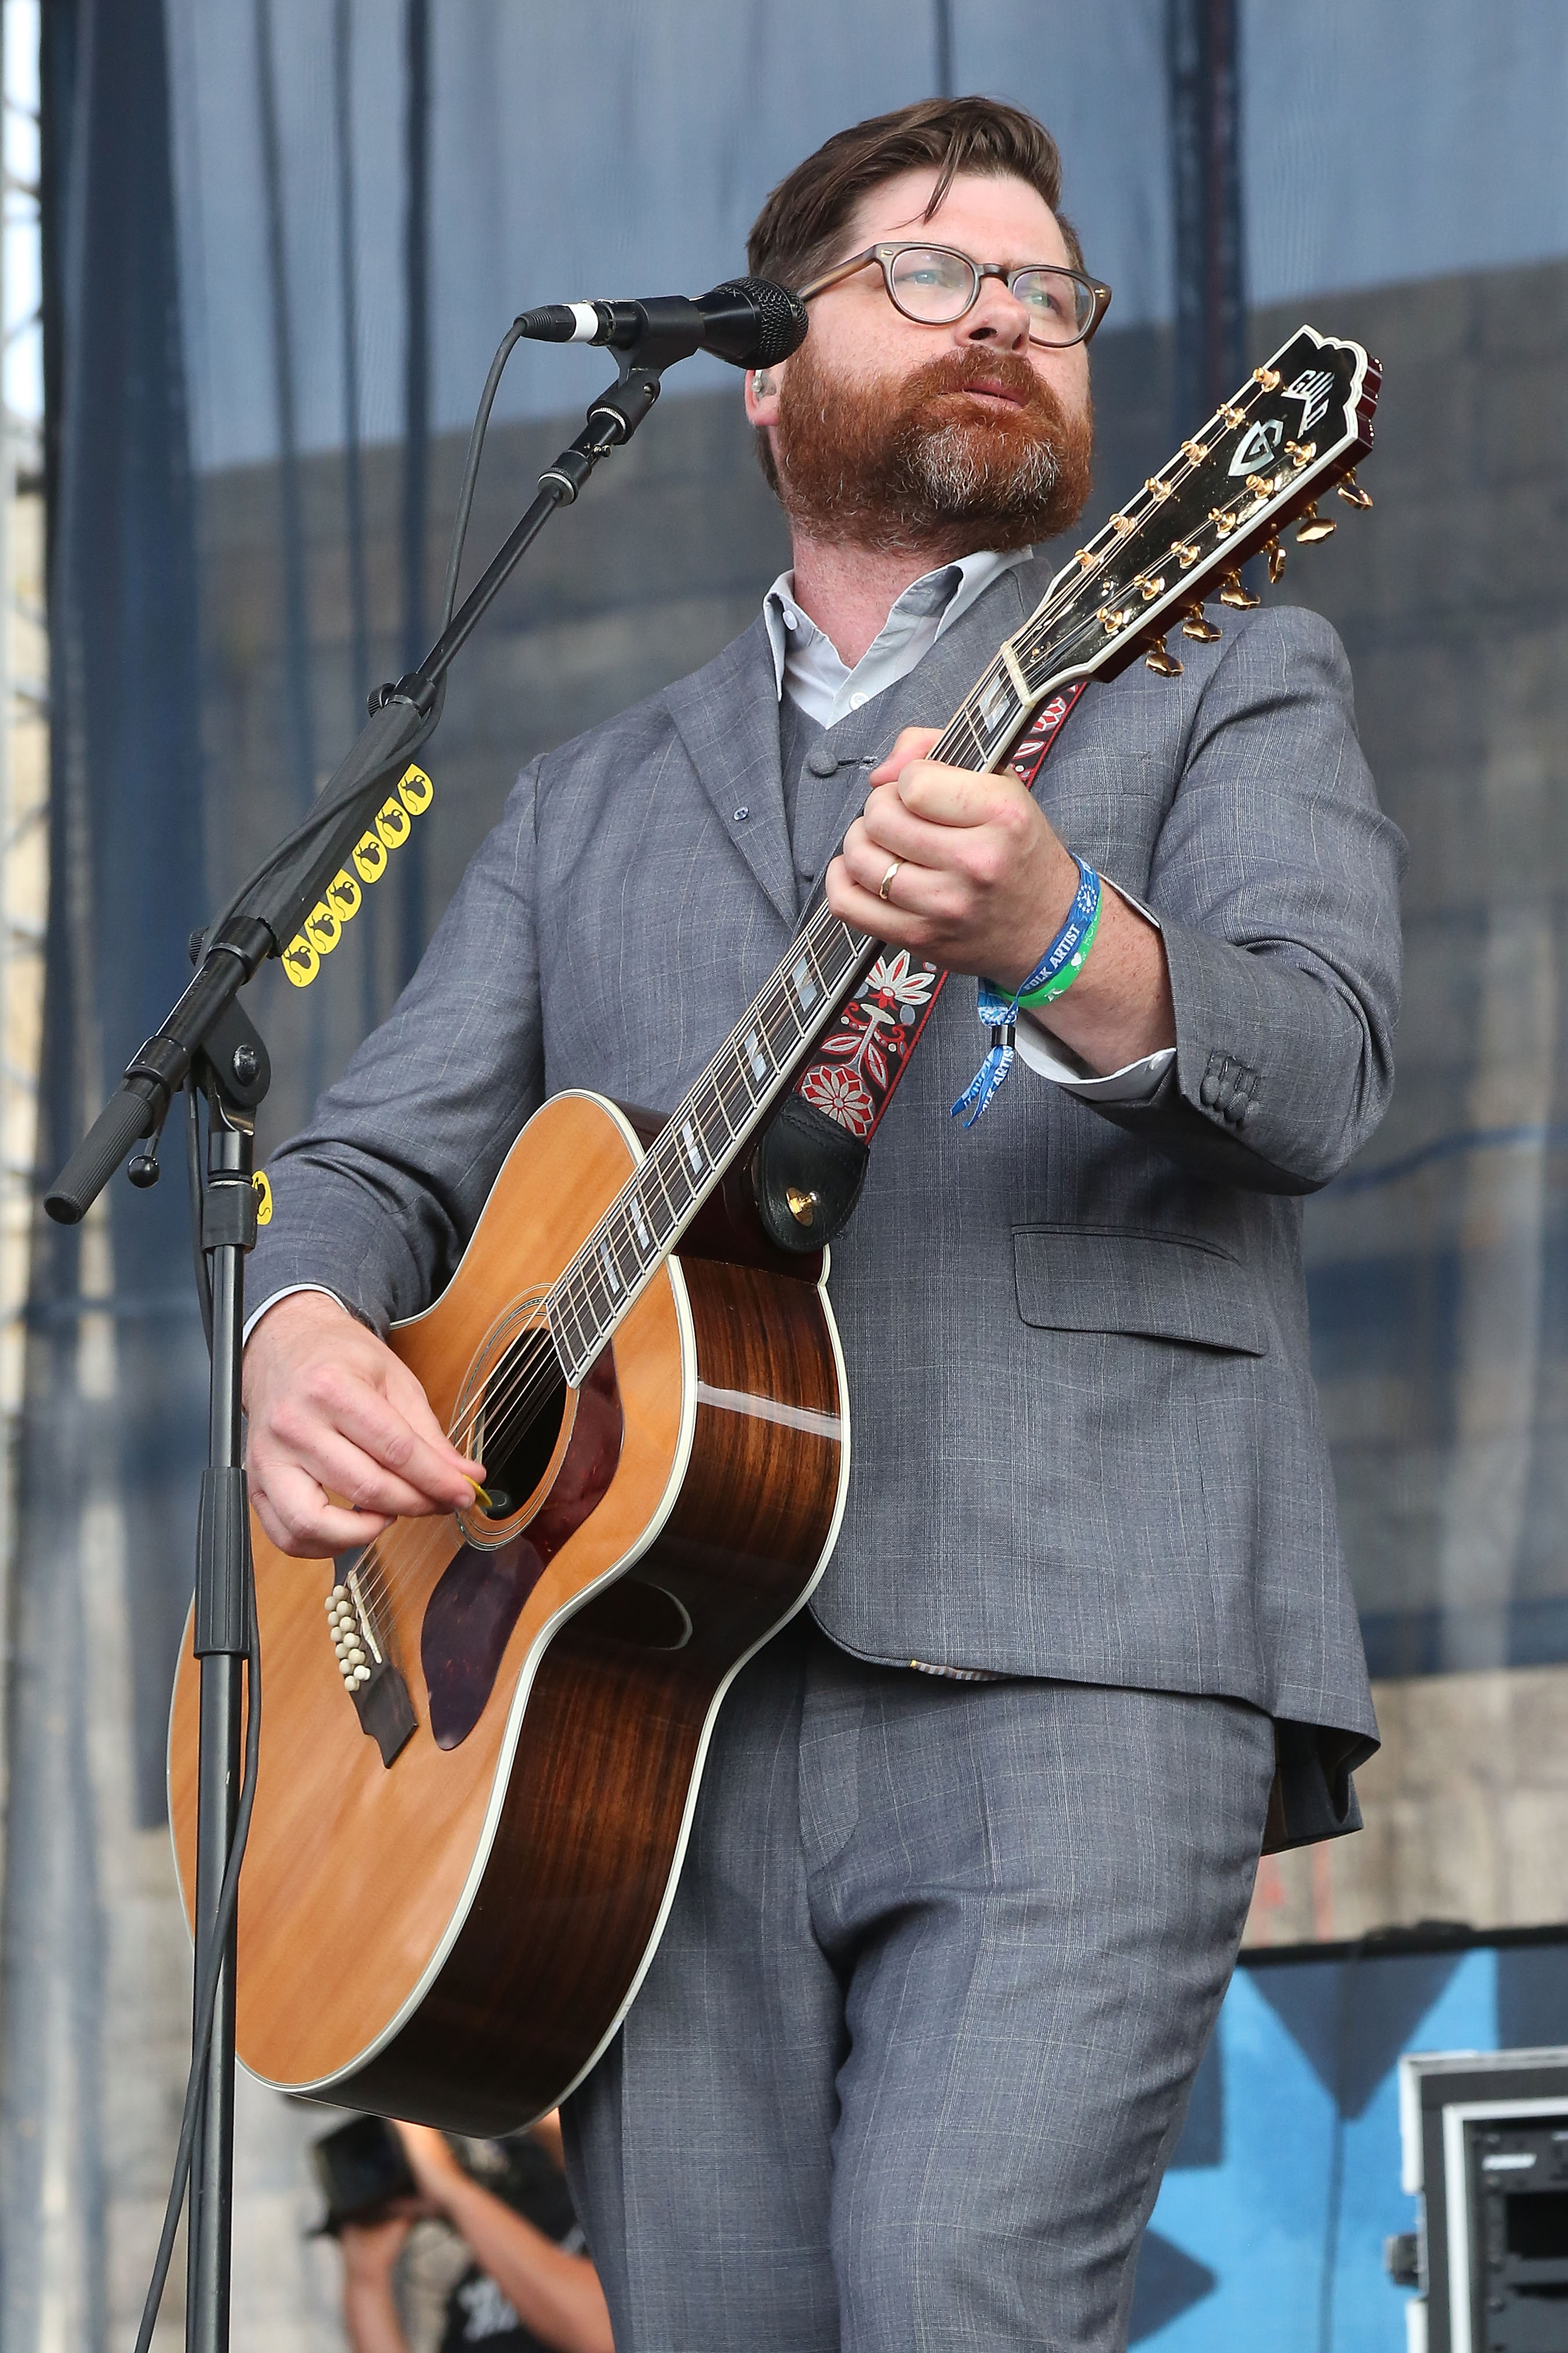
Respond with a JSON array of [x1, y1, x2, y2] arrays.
[[751, 1094, 869, 1253]]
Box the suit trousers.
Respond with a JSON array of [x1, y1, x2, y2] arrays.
[[560, 1615, 1276, 2351]]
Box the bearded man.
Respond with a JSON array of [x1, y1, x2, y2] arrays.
[[243, 97, 1402, 2352]]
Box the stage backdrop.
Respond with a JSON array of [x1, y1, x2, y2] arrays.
[[4, 4, 1568, 2347]]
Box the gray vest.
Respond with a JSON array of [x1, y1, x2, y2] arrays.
[[777, 692, 874, 917]]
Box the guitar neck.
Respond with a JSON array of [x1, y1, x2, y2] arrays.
[[545, 903, 875, 1382]]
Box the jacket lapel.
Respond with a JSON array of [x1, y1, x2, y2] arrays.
[[663, 616, 797, 927]]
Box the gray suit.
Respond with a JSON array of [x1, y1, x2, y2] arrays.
[[253, 554, 1400, 1740], [249, 555, 1403, 2346]]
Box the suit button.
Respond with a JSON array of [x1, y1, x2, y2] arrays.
[[1201, 1073, 1221, 1106], [1215, 1081, 1235, 1114], [806, 746, 838, 778], [1241, 1098, 1260, 1125]]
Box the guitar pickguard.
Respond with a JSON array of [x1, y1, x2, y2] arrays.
[[421, 1347, 625, 1749]]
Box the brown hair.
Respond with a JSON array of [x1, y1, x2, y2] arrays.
[[747, 95, 1085, 295]]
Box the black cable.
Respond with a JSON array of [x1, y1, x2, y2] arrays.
[[133, 1074, 262, 2350], [194, 316, 522, 966], [133, 1559, 262, 2353], [439, 318, 526, 629]]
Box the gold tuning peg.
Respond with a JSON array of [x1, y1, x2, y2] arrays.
[[1265, 535, 1285, 583], [1218, 570, 1261, 609], [1295, 501, 1336, 544], [1336, 471, 1373, 509], [1179, 601, 1222, 643], [1145, 637, 1183, 677]]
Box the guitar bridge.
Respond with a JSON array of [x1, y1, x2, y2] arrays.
[[325, 1560, 417, 1766]]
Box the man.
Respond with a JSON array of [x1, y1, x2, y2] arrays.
[[244, 97, 1402, 2351]]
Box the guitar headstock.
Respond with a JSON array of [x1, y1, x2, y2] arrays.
[[929, 325, 1379, 779], [1024, 322, 1379, 686]]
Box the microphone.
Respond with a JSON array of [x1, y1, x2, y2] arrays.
[[515, 276, 807, 371]]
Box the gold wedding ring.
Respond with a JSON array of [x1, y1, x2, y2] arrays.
[[878, 860, 901, 903]]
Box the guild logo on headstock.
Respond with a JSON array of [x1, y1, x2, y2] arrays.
[[1284, 367, 1336, 434], [1229, 417, 1283, 477]]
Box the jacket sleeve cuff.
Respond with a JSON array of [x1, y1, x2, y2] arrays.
[[1081, 911, 1395, 1195]]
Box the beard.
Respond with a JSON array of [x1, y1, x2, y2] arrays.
[[770, 340, 1093, 556]]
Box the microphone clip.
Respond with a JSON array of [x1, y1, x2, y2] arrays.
[[539, 368, 663, 504]]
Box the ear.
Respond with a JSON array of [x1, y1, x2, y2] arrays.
[[743, 360, 786, 429]]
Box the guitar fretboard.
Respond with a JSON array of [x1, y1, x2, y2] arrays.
[[545, 903, 876, 1383]]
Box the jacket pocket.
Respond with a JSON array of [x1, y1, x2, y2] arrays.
[[1012, 1225, 1268, 1356]]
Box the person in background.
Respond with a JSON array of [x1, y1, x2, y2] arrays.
[[338, 2116, 613, 2353]]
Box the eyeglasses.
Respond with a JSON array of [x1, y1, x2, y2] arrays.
[[796, 243, 1112, 349]]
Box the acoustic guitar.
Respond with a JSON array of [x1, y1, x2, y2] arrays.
[[169, 324, 1378, 2132]]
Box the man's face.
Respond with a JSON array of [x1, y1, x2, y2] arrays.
[[747, 166, 1094, 554]]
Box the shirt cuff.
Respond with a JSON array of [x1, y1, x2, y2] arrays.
[[242, 1282, 349, 1349], [1013, 1022, 1175, 1102]]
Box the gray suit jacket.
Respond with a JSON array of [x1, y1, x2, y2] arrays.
[[251, 555, 1403, 1769]]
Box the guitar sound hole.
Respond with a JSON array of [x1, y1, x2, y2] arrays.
[[479, 1368, 568, 1519]]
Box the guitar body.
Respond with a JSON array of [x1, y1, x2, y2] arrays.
[[167, 1090, 849, 2132]]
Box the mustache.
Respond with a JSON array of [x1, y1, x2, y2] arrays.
[[897, 346, 1063, 422]]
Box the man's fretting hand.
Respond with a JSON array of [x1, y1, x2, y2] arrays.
[[243, 1291, 482, 1558], [827, 724, 1175, 1076]]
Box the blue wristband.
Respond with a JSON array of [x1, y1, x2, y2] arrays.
[[950, 859, 1102, 1129]]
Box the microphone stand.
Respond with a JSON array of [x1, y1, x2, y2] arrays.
[[43, 338, 676, 2353]]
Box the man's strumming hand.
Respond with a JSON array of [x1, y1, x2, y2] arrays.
[[828, 724, 1175, 1076], [242, 1291, 483, 1558]]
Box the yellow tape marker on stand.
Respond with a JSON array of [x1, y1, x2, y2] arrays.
[[283, 764, 433, 986]]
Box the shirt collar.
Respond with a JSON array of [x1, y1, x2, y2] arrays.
[[761, 547, 1033, 729]]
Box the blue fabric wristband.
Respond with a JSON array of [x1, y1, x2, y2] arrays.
[[950, 859, 1102, 1129]]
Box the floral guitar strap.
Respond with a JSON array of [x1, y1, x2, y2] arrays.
[[748, 681, 1088, 1252], [791, 681, 1089, 1143]]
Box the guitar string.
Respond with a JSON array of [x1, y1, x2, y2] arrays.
[[335, 375, 1335, 1634]]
